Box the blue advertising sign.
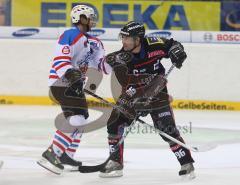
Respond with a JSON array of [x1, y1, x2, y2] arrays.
[[221, 2, 240, 31], [12, 28, 40, 37]]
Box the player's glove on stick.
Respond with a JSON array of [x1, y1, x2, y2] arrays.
[[64, 68, 84, 96], [106, 51, 133, 68], [168, 42, 187, 69]]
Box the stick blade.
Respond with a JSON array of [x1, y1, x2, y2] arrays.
[[69, 163, 106, 173]]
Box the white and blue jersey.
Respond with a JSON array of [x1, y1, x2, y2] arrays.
[[48, 27, 111, 86]]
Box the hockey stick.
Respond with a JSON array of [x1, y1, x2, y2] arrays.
[[71, 66, 175, 173], [70, 114, 140, 173], [84, 88, 214, 153], [83, 64, 215, 153], [135, 119, 216, 152], [74, 65, 215, 173]]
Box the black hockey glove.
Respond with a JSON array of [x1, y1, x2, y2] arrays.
[[116, 92, 137, 120], [168, 42, 187, 69], [124, 86, 151, 118], [64, 68, 84, 96], [106, 51, 133, 68]]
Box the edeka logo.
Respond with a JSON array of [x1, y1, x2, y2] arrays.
[[88, 29, 105, 37], [12, 28, 39, 37], [39, 2, 191, 30], [147, 31, 172, 38], [221, 2, 240, 31]]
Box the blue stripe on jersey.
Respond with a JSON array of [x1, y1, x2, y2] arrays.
[[52, 61, 70, 67], [59, 27, 83, 45], [50, 69, 56, 74], [69, 144, 79, 148]]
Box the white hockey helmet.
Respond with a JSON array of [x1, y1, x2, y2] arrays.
[[70, 5, 97, 26]]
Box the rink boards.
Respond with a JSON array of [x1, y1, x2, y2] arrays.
[[0, 39, 240, 111]]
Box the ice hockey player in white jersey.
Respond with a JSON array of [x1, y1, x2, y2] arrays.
[[37, 4, 111, 175]]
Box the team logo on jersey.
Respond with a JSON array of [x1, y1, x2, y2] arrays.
[[62, 46, 70, 54], [89, 40, 100, 50], [77, 51, 91, 73], [146, 37, 164, 45]]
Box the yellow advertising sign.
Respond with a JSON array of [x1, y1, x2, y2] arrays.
[[11, 0, 102, 27], [1, 95, 240, 111], [11, 0, 220, 30]]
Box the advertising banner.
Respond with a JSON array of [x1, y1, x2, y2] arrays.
[[2, 26, 240, 44], [0, 0, 10, 26], [0, 26, 191, 42], [221, 2, 240, 31], [11, 0, 220, 31], [146, 30, 191, 43], [0, 26, 59, 39], [221, 1, 240, 31], [192, 31, 240, 44]]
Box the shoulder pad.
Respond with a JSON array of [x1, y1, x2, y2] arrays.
[[59, 28, 84, 45]]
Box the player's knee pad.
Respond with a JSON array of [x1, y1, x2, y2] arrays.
[[68, 115, 87, 126]]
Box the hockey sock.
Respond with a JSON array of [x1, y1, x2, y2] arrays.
[[108, 135, 124, 165], [66, 129, 83, 158], [52, 130, 73, 157], [65, 139, 81, 158], [170, 137, 194, 165]]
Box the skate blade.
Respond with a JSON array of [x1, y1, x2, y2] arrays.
[[37, 158, 63, 175], [99, 170, 123, 178], [180, 171, 196, 180]]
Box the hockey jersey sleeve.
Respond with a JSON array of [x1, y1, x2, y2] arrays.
[[88, 37, 112, 74], [51, 41, 73, 79]]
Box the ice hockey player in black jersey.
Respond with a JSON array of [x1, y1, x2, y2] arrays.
[[99, 21, 195, 179]]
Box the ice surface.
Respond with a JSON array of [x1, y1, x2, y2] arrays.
[[0, 105, 240, 185]]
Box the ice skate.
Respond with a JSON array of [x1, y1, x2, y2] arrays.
[[99, 160, 123, 178], [59, 152, 82, 171], [59, 152, 82, 166], [37, 147, 64, 175], [179, 162, 196, 180]]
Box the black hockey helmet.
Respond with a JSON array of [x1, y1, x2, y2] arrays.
[[119, 21, 145, 39]]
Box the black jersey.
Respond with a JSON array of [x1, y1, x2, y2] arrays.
[[126, 37, 174, 76], [113, 37, 174, 90]]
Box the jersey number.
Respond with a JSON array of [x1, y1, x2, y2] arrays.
[[174, 149, 186, 159]]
